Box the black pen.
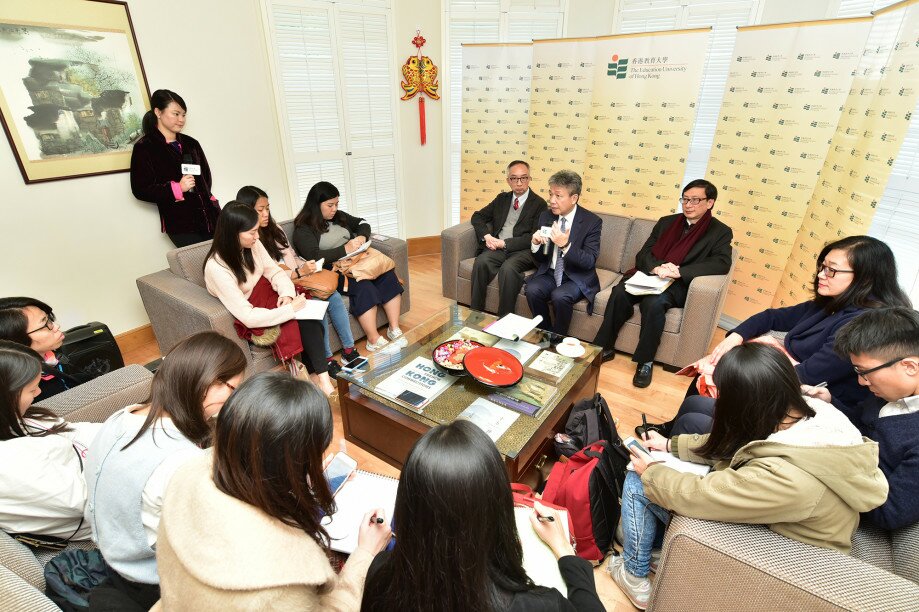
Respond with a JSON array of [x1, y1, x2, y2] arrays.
[[536, 512, 555, 523], [373, 517, 384, 524], [641, 413, 649, 440]]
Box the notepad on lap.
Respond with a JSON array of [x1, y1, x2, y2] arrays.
[[321, 470, 399, 554], [626, 451, 711, 476], [515, 507, 571, 598], [293, 299, 330, 320]]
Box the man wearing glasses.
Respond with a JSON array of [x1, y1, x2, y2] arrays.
[[469, 160, 548, 316], [593, 179, 733, 388], [807, 307, 919, 531]]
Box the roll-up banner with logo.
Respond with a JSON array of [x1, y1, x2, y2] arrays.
[[585, 28, 710, 219], [773, 0, 919, 307], [707, 17, 873, 322], [460, 43, 534, 221]]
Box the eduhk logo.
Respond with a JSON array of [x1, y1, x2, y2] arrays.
[[608, 54, 628, 79]]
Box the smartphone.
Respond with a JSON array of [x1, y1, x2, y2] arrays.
[[341, 356, 369, 373], [622, 436, 655, 462], [323, 451, 357, 496]]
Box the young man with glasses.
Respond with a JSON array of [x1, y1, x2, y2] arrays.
[[468, 160, 548, 315], [593, 179, 733, 388], [806, 307, 919, 530], [0, 297, 81, 400]]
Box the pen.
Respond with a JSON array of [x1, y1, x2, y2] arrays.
[[535, 513, 555, 523], [813, 381, 828, 388], [373, 517, 385, 524], [641, 413, 649, 440]]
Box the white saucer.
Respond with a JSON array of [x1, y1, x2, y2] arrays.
[[556, 343, 586, 358]]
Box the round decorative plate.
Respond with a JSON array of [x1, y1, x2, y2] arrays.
[[556, 343, 586, 358], [432, 339, 485, 375], [463, 347, 524, 388]]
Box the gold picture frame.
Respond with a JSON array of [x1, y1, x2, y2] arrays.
[[0, 0, 150, 183]]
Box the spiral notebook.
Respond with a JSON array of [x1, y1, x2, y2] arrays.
[[322, 470, 399, 554]]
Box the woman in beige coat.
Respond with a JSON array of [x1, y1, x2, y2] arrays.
[[153, 372, 391, 610], [609, 342, 889, 610]]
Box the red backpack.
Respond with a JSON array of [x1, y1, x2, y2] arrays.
[[541, 440, 629, 562]]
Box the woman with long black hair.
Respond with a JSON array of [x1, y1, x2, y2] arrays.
[[130, 89, 220, 247], [204, 202, 335, 395], [361, 420, 604, 612]]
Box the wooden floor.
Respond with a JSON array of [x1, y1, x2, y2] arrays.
[[121, 253, 724, 611]]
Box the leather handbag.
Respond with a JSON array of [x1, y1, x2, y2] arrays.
[[293, 269, 339, 300], [333, 247, 395, 281]]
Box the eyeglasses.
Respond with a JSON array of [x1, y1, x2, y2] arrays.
[[853, 356, 904, 381], [816, 264, 855, 279], [508, 176, 530, 183], [27, 313, 57, 335], [678, 197, 710, 206]]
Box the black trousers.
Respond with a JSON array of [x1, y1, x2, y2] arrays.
[[470, 249, 535, 315], [297, 319, 329, 374], [167, 231, 213, 248], [669, 395, 716, 435], [593, 281, 688, 364], [525, 271, 584, 336], [88, 565, 160, 612]]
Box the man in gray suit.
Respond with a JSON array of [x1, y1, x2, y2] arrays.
[[469, 161, 548, 315]]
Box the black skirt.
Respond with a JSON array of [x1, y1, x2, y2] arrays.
[[340, 270, 403, 317]]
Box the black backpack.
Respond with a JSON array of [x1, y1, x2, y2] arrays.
[[555, 393, 617, 457]]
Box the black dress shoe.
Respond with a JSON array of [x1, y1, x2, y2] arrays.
[[601, 349, 616, 363], [633, 363, 653, 388], [326, 359, 342, 379], [635, 423, 670, 439]]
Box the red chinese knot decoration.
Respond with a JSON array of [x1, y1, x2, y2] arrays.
[[400, 30, 439, 145]]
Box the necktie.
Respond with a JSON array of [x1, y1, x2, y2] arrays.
[[513, 197, 519, 210], [554, 217, 567, 287]]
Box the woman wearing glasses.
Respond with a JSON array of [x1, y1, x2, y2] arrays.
[[0, 341, 101, 540], [0, 297, 80, 400], [648, 236, 912, 437]]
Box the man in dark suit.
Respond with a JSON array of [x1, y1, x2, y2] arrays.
[[469, 161, 548, 315], [594, 179, 733, 388], [807, 307, 919, 531], [525, 170, 602, 336]]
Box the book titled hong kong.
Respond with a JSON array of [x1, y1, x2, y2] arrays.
[[374, 357, 457, 411]]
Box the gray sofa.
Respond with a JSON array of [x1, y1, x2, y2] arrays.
[[650, 516, 919, 611], [136, 220, 410, 372], [441, 213, 736, 368], [0, 365, 154, 611]]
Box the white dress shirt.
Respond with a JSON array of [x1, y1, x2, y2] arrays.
[[879, 394, 919, 418]]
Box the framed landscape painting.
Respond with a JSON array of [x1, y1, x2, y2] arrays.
[[0, 0, 150, 183]]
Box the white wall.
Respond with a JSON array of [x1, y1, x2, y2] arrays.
[[0, 0, 289, 335]]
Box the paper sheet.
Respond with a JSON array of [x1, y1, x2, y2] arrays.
[[515, 507, 571, 598], [627, 450, 712, 476], [336, 240, 372, 261], [457, 398, 519, 443], [322, 470, 399, 554], [484, 313, 543, 341], [293, 299, 330, 320]]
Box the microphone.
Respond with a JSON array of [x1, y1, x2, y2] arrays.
[[543, 238, 550, 256], [181, 154, 201, 194]]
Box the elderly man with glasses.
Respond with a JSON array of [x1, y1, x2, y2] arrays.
[[594, 179, 733, 388], [806, 307, 919, 531], [468, 160, 548, 316]]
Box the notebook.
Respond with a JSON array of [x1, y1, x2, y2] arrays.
[[515, 506, 571, 598], [322, 470, 399, 554]]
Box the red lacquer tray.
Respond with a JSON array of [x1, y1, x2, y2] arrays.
[[463, 347, 524, 388]]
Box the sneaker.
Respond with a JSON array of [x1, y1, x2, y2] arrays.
[[326, 359, 342, 379], [607, 554, 651, 610], [365, 336, 390, 352], [341, 348, 362, 365], [386, 327, 404, 341]]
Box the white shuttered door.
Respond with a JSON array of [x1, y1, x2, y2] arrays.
[[267, 1, 400, 235]]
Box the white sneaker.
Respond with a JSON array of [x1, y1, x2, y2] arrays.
[[608, 554, 651, 610], [365, 336, 390, 352], [386, 327, 404, 341], [650, 549, 661, 573]]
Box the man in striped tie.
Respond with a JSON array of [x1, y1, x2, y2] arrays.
[[526, 170, 602, 336], [469, 161, 548, 315]]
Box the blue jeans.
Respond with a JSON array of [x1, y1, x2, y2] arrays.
[[621, 470, 669, 577], [321, 292, 355, 359]]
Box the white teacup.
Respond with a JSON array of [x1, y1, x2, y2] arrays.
[[561, 337, 581, 348]]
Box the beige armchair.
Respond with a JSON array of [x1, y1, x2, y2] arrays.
[[650, 515, 919, 611], [441, 214, 736, 369], [0, 365, 154, 611], [136, 221, 410, 372]]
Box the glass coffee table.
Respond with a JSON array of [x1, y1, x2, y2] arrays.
[[336, 304, 602, 480]]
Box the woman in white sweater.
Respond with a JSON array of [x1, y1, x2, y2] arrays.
[[0, 341, 100, 541], [203, 202, 335, 396]]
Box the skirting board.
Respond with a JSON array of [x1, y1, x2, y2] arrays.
[[407, 236, 441, 257]]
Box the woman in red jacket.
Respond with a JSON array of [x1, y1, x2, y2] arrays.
[[130, 89, 220, 247]]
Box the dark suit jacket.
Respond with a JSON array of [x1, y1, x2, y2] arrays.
[[635, 214, 733, 284], [831, 395, 919, 531], [470, 191, 548, 254], [531, 206, 602, 313], [732, 300, 871, 408]]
